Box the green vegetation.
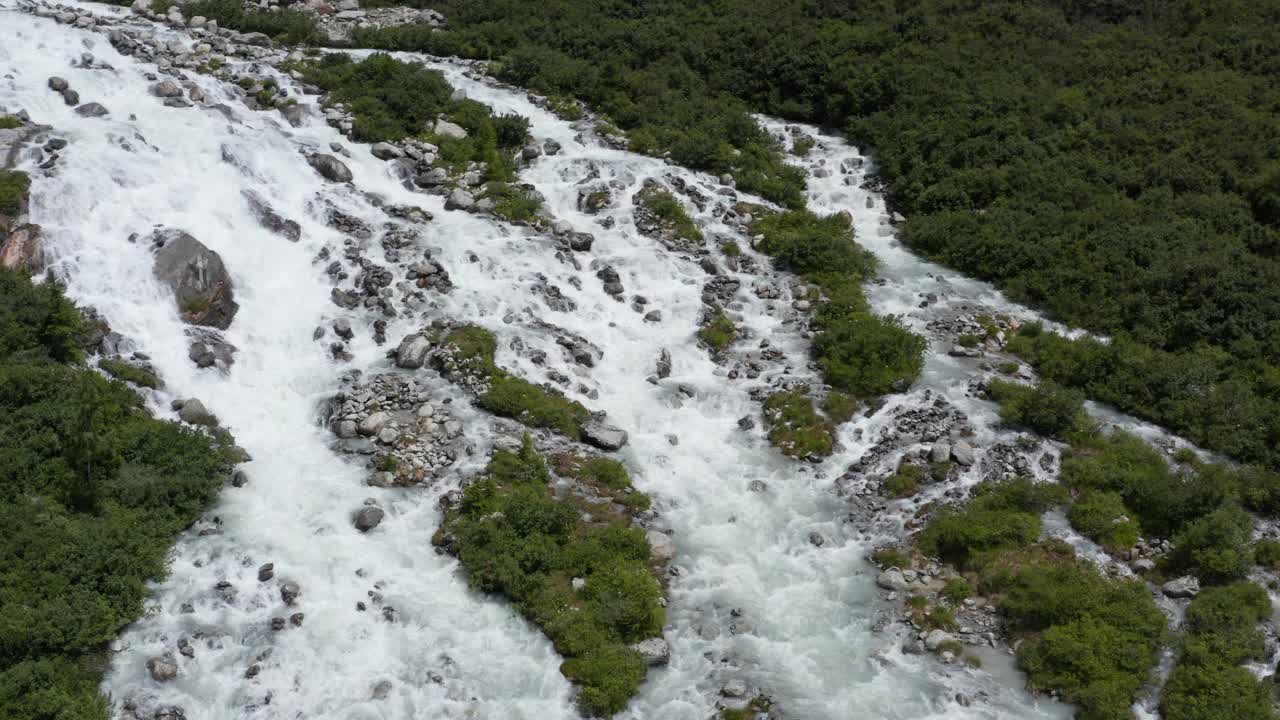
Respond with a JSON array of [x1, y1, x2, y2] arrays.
[[0, 269, 233, 720], [697, 308, 737, 352], [820, 392, 858, 423], [1066, 491, 1139, 551], [720, 696, 772, 720], [870, 546, 911, 570], [792, 138, 815, 157], [635, 185, 703, 244], [987, 379, 1092, 441], [181, 0, 319, 45], [882, 462, 925, 499], [720, 240, 741, 258], [918, 477, 1066, 569], [436, 437, 663, 716], [298, 53, 452, 143], [97, 359, 161, 390], [0, 170, 30, 218], [0, 117, 21, 130], [485, 182, 543, 223], [762, 388, 835, 458], [1254, 539, 1280, 569], [940, 577, 972, 604], [1166, 505, 1254, 585], [978, 543, 1166, 720], [1161, 583, 1275, 720], [553, 453, 651, 512], [435, 326, 593, 440], [755, 210, 876, 285]]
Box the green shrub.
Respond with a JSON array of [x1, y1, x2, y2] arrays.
[[0, 117, 21, 130], [762, 389, 834, 458], [987, 379, 1092, 441], [97, 359, 160, 390], [941, 577, 972, 604], [821, 392, 858, 423], [918, 478, 1066, 567], [485, 182, 543, 222], [1166, 505, 1254, 585], [0, 171, 30, 218], [755, 210, 876, 287], [698, 309, 737, 351], [1067, 491, 1139, 550], [793, 137, 815, 156], [635, 185, 702, 243], [1253, 539, 1280, 569], [299, 53, 453, 142], [882, 470, 921, 498], [181, 0, 318, 44], [720, 240, 742, 257], [871, 547, 911, 569], [440, 437, 662, 715], [812, 308, 925, 397]]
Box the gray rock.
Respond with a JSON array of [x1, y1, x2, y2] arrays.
[[876, 568, 911, 591], [924, 629, 956, 651], [75, 102, 109, 117], [395, 334, 431, 369], [930, 442, 951, 463], [307, 153, 352, 183], [150, 80, 183, 98], [1162, 576, 1200, 599], [445, 188, 475, 211], [432, 119, 467, 140], [281, 580, 301, 605], [950, 440, 975, 466], [48, 76, 68, 92], [151, 229, 239, 329], [414, 167, 448, 187], [371, 680, 393, 700], [370, 142, 404, 160], [335, 420, 358, 438], [146, 655, 178, 682], [240, 32, 272, 47], [60, 88, 80, 106], [333, 318, 353, 340], [177, 398, 217, 426], [656, 349, 672, 379], [721, 678, 748, 698], [582, 421, 628, 451], [1132, 558, 1156, 572], [354, 506, 384, 532], [646, 530, 675, 562], [359, 411, 391, 437], [630, 637, 670, 666], [257, 563, 274, 581]]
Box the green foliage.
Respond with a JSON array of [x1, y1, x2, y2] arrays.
[[821, 392, 858, 423], [720, 240, 742, 258], [440, 438, 662, 715], [762, 389, 834, 458], [755, 210, 875, 288], [792, 138, 815, 157], [97, 359, 160, 390], [883, 462, 924, 499], [811, 309, 925, 398], [298, 53, 453, 142], [635, 185, 702, 243], [1067, 491, 1139, 550], [0, 269, 230, 720], [485, 182, 543, 223], [181, 0, 318, 44], [0, 171, 30, 218], [1167, 505, 1254, 585], [698, 309, 737, 352], [871, 547, 911, 569], [940, 577, 972, 604], [987, 379, 1092, 441], [1254, 540, 1280, 569], [1161, 583, 1275, 720], [0, 117, 21, 130], [918, 478, 1065, 568]]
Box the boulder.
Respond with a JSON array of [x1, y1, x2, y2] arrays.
[[582, 421, 628, 451], [307, 153, 352, 183], [929, 442, 951, 464], [177, 398, 217, 426], [354, 506, 384, 532], [646, 530, 675, 562], [395, 334, 430, 369], [445, 188, 475, 211], [359, 411, 391, 437], [630, 638, 670, 666], [151, 229, 239, 329], [414, 168, 448, 187], [280, 580, 301, 605], [876, 568, 911, 591], [75, 102, 109, 117], [150, 80, 183, 98], [950, 440, 975, 466], [243, 190, 301, 242], [0, 224, 44, 273], [47, 76, 68, 92], [924, 629, 956, 652], [432, 119, 467, 140], [240, 32, 272, 47], [146, 655, 178, 682], [370, 142, 404, 160], [1162, 576, 1200, 599]]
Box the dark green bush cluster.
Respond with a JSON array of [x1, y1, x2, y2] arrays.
[[882, 462, 925, 499], [975, 542, 1165, 720], [1161, 583, 1275, 720], [986, 379, 1092, 441], [697, 308, 737, 352], [436, 326, 593, 440], [0, 270, 232, 720], [182, 0, 319, 45], [97, 359, 161, 389], [1066, 491, 1139, 551], [755, 210, 876, 286], [634, 185, 702, 243], [299, 53, 453, 143], [762, 388, 835, 458], [438, 438, 663, 716], [0, 116, 22, 130], [429, 100, 530, 181], [917, 477, 1066, 568], [0, 170, 30, 219], [553, 453, 650, 512]]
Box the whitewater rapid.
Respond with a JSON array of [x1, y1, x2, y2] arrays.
[[0, 3, 1147, 718]]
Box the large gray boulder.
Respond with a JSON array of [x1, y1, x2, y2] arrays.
[[1162, 576, 1200, 599], [630, 638, 670, 666], [177, 398, 217, 426], [582, 421, 628, 451], [645, 530, 675, 562], [151, 229, 238, 329], [307, 153, 352, 183], [354, 506, 384, 532], [146, 655, 178, 682], [432, 119, 467, 140], [395, 334, 431, 369]]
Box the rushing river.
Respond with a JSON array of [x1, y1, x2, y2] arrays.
[[0, 2, 1123, 718]]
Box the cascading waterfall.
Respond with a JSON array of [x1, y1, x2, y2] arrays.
[[2, 2, 1196, 718]]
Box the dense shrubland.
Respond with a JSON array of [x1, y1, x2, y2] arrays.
[[0, 270, 233, 720]]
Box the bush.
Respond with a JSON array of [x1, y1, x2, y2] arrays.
[[0, 171, 29, 219], [821, 392, 858, 423], [917, 478, 1064, 568], [298, 53, 454, 142], [755, 210, 876, 287], [635, 185, 702, 243], [485, 182, 543, 223], [1166, 505, 1254, 585], [987, 379, 1092, 441], [439, 437, 663, 715], [97, 359, 160, 389], [812, 309, 925, 397], [182, 0, 318, 44], [762, 389, 834, 458], [1067, 491, 1139, 550], [940, 577, 972, 604], [1253, 539, 1280, 569], [698, 309, 737, 351], [871, 547, 911, 569]]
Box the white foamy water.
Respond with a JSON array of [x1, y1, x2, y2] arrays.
[[3, 3, 1198, 718]]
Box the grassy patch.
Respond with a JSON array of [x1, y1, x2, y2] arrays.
[[762, 388, 835, 458], [485, 181, 543, 222], [1066, 490, 1139, 550], [697, 308, 738, 352], [437, 437, 663, 716], [918, 477, 1066, 569], [635, 184, 702, 244], [98, 359, 161, 390], [871, 546, 912, 569], [0, 171, 30, 218], [821, 392, 858, 423], [0, 117, 21, 130], [792, 137, 815, 156], [883, 461, 925, 498]]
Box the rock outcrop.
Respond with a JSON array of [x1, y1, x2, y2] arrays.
[[151, 229, 239, 329]]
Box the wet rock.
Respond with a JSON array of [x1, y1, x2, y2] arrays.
[[445, 188, 475, 211], [371, 679, 393, 700], [231, 470, 249, 487], [656, 349, 672, 379], [395, 334, 431, 369], [631, 637, 670, 666], [359, 411, 391, 437], [290, 612, 304, 626], [242, 190, 301, 242], [354, 506, 385, 532], [929, 442, 951, 463], [646, 530, 676, 562], [150, 80, 183, 98], [257, 563, 274, 581], [75, 102, 109, 117], [1162, 576, 1200, 599], [177, 637, 194, 658], [414, 167, 448, 187], [270, 616, 286, 631], [146, 655, 178, 683], [177, 398, 217, 426], [950, 440, 975, 466], [48, 76, 68, 92], [737, 416, 755, 431], [808, 532, 825, 547], [151, 229, 239, 329], [721, 678, 748, 698], [582, 421, 628, 451], [924, 629, 956, 651], [333, 318, 353, 340], [371, 142, 404, 160], [0, 224, 45, 273], [281, 581, 301, 606], [876, 568, 911, 591], [307, 153, 352, 183], [1132, 558, 1156, 572]]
